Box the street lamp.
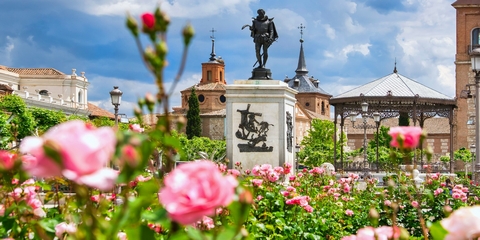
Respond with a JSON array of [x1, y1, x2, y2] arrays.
[[109, 86, 123, 128], [471, 144, 476, 180], [295, 144, 301, 172], [350, 102, 381, 177], [470, 48, 480, 182]]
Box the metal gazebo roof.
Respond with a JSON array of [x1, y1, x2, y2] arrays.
[[330, 68, 457, 173]]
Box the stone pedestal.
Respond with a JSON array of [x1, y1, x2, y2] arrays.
[[249, 68, 272, 80], [225, 80, 298, 171]]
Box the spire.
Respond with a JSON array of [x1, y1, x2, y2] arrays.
[[209, 28, 217, 61], [393, 58, 398, 73], [295, 23, 308, 75]]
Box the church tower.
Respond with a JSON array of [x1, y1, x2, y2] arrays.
[[452, 0, 480, 151], [178, 28, 227, 114]]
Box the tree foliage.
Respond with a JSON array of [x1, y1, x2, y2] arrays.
[[186, 88, 201, 139], [297, 119, 345, 166], [177, 134, 226, 162], [0, 95, 35, 139], [29, 107, 67, 134]]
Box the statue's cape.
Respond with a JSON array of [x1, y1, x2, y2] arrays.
[[269, 18, 278, 42]]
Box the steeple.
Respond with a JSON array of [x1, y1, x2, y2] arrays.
[[295, 24, 308, 75], [393, 58, 398, 73], [200, 28, 226, 85], [209, 28, 217, 61]]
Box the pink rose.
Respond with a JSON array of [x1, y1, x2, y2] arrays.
[[129, 124, 144, 133], [20, 120, 117, 191], [141, 13, 155, 30], [194, 216, 215, 230], [0, 204, 4, 216], [411, 201, 419, 208], [441, 206, 480, 239], [388, 126, 423, 149], [55, 222, 77, 238], [158, 161, 238, 225], [345, 209, 354, 216], [0, 150, 16, 170]]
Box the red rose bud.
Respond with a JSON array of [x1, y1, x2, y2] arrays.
[[154, 8, 170, 32], [126, 14, 139, 37], [182, 23, 194, 46], [141, 12, 155, 31]]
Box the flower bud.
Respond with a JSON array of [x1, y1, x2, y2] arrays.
[[145, 92, 156, 112], [154, 8, 170, 32], [155, 41, 168, 60], [144, 47, 162, 69], [141, 12, 155, 32], [182, 23, 194, 46], [126, 14, 139, 37]]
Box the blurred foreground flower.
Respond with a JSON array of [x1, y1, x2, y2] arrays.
[[20, 120, 118, 191], [440, 206, 480, 240], [388, 126, 423, 149], [158, 160, 238, 225]]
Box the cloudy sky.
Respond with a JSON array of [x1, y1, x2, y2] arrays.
[[0, 0, 457, 117]]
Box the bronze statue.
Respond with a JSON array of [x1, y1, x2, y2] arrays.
[[242, 9, 278, 68]]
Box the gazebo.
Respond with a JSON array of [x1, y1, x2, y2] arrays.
[[330, 68, 457, 173]]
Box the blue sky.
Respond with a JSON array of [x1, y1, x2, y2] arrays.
[[0, 0, 456, 117]]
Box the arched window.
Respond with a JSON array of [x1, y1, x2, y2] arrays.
[[321, 102, 325, 114], [472, 28, 480, 49], [78, 91, 83, 103]]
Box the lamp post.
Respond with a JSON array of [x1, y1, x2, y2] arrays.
[[295, 144, 301, 173], [471, 144, 476, 180], [109, 86, 123, 128], [350, 102, 380, 177], [470, 48, 480, 183]]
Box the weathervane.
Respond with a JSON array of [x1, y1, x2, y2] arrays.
[[209, 28, 217, 61], [298, 23, 305, 40]]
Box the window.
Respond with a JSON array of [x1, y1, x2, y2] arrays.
[[321, 102, 325, 114], [305, 102, 310, 107], [473, 28, 480, 49], [78, 91, 83, 103], [220, 95, 226, 103], [207, 71, 212, 81], [39, 90, 49, 96], [198, 94, 205, 102], [220, 71, 223, 82]]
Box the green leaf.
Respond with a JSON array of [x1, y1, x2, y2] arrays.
[[142, 208, 168, 223], [429, 221, 448, 240], [184, 226, 204, 240], [38, 218, 61, 233]]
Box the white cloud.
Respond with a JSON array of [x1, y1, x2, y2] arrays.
[[0, 36, 15, 65], [344, 16, 364, 34], [437, 64, 455, 95], [268, 9, 306, 34], [74, 0, 255, 18], [323, 24, 336, 40], [345, 1, 357, 14], [341, 43, 371, 57]]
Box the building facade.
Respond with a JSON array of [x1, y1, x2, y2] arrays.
[[0, 66, 90, 116], [453, 0, 480, 152]]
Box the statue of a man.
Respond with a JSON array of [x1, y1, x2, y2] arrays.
[[244, 9, 278, 68]]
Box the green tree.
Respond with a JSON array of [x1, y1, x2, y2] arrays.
[[297, 119, 342, 166], [186, 88, 201, 139], [0, 94, 35, 139], [29, 107, 67, 134]]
